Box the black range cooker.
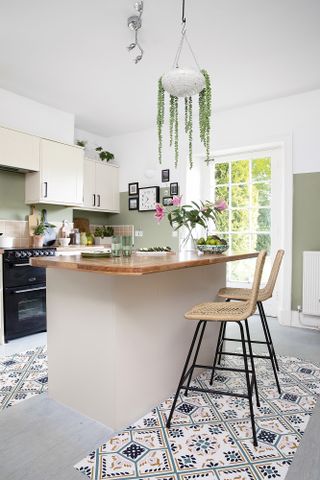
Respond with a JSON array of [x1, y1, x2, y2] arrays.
[[2, 247, 56, 341]]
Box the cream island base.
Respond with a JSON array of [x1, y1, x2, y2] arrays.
[[31, 252, 257, 431]]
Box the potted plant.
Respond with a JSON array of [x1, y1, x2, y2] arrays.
[[33, 222, 47, 248], [95, 147, 114, 162], [94, 226, 114, 246]]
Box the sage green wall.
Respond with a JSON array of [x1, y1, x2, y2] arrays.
[[0, 171, 109, 223], [112, 191, 179, 250], [291, 172, 320, 310]]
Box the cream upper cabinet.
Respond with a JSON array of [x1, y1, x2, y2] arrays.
[[0, 125, 40, 171], [81, 159, 119, 213], [25, 139, 84, 206]]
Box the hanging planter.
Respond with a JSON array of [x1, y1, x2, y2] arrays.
[[157, 1, 212, 169]]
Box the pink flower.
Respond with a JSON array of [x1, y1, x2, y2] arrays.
[[154, 203, 165, 223], [214, 199, 228, 211], [172, 195, 182, 206]]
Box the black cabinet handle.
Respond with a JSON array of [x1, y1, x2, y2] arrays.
[[97, 194, 101, 207], [93, 194, 96, 207], [44, 182, 48, 198]]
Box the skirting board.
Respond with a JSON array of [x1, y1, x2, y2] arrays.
[[279, 309, 320, 331]]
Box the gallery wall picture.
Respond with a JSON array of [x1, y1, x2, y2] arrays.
[[128, 182, 139, 196], [138, 186, 160, 211], [170, 182, 179, 196], [128, 197, 139, 210], [163, 196, 174, 206], [161, 169, 170, 183]]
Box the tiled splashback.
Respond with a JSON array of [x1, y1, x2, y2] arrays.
[[90, 224, 134, 238], [0, 219, 134, 247]]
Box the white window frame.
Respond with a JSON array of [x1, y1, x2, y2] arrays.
[[186, 138, 293, 324]]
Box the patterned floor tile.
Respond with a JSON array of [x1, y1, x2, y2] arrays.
[[0, 346, 47, 410], [75, 354, 320, 480]]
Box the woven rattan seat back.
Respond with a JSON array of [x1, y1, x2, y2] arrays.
[[260, 250, 284, 301], [244, 250, 267, 318]]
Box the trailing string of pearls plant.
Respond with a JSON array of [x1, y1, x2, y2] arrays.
[[157, 0, 212, 169]]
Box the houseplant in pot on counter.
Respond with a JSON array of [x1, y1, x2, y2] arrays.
[[33, 221, 47, 248], [94, 226, 114, 246]]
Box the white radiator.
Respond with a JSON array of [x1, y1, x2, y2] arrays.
[[303, 251, 320, 316]]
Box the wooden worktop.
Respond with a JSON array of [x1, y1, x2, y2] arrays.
[[31, 251, 258, 276]]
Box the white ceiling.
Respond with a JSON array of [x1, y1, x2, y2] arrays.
[[1, 0, 320, 137]]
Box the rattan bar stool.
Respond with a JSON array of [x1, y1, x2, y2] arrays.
[[217, 250, 284, 394], [166, 250, 267, 447]]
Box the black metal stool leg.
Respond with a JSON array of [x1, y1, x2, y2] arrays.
[[239, 321, 258, 447], [258, 301, 280, 372], [209, 322, 224, 385], [217, 299, 230, 365], [244, 319, 260, 408], [185, 321, 208, 396], [166, 320, 206, 428], [257, 302, 281, 395]]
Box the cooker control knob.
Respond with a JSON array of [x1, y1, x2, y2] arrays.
[[33, 250, 39, 256], [44, 250, 49, 256], [39, 251, 44, 256], [20, 251, 27, 258], [15, 252, 21, 258], [26, 251, 32, 257]]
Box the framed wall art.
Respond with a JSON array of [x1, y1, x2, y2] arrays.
[[170, 182, 179, 196], [161, 169, 170, 183], [128, 196, 139, 210], [163, 196, 173, 207], [128, 182, 139, 196], [138, 186, 160, 211]]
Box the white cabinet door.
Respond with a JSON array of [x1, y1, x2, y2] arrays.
[[26, 139, 84, 206], [83, 160, 96, 209], [0, 126, 39, 171], [95, 163, 119, 212]]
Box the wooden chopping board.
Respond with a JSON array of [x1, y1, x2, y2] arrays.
[[28, 205, 40, 236], [73, 217, 90, 233]]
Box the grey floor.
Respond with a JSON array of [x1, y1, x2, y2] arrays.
[[0, 319, 319, 480]]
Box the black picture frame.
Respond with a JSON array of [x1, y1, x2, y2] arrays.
[[138, 186, 160, 212], [128, 182, 139, 196], [163, 196, 173, 207], [161, 169, 170, 183], [170, 182, 179, 196], [128, 196, 139, 210]]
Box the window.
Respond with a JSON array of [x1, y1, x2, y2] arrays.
[[212, 152, 272, 284]]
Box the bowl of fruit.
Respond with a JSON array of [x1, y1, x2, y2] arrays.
[[196, 235, 228, 254]]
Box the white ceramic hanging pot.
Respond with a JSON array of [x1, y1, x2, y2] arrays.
[[162, 67, 205, 97]]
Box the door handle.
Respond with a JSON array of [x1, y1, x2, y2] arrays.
[[12, 286, 46, 294], [12, 263, 32, 267], [44, 182, 48, 198], [97, 194, 101, 207], [93, 194, 96, 207]]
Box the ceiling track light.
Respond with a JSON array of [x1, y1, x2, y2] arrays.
[[127, 1, 144, 64]]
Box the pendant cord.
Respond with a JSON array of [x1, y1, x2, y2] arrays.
[[172, 0, 201, 71]]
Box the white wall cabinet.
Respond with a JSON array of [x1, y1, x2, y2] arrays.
[[0, 125, 40, 171], [80, 159, 119, 213], [25, 138, 84, 206]]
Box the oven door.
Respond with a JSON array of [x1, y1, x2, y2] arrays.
[[4, 284, 47, 341]]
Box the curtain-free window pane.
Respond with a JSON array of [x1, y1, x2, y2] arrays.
[[231, 209, 249, 232], [251, 182, 271, 206], [252, 157, 271, 181], [232, 185, 249, 207], [228, 258, 256, 282], [215, 162, 229, 184], [215, 186, 229, 203], [231, 159, 249, 183], [251, 208, 271, 231], [253, 233, 271, 253], [215, 210, 229, 232], [231, 234, 250, 253]]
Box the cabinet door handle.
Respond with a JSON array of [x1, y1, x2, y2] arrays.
[[44, 182, 48, 198], [93, 194, 96, 207], [97, 194, 101, 207]]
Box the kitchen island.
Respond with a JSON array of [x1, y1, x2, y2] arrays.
[[32, 251, 257, 431]]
